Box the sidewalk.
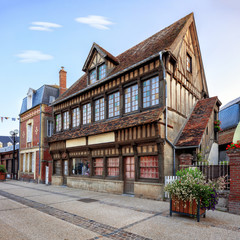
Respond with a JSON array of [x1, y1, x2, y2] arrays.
[[0, 180, 239, 240]]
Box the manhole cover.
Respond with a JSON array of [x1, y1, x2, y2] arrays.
[[78, 198, 98, 203]]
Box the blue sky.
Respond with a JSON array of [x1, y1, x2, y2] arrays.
[[0, 0, 240, 136]]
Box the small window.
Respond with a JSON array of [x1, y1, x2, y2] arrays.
[[140, 156, 159, 179], [47, 120, 53, 137], [63, 111, 70, 130], [95, 98, 105, 121], [72, 107, 80, 127], [27, 94, 32, 109], [90, 69, 97, 84], [83, 103, 91, 124], [98, 64, 106, 80], [49, 96, 55, 104], [56, 114, 62, 132], [108, 92, 120, 118], [107, 158, 119, 176], [7, 142, 13, 146], [93, 158, 104, 176], [187, 53, 192, 73], [125, 84, 138, 113], [0, 142, 2, 148], [143, 76, 159, 108], [27, 124, 32, 142]]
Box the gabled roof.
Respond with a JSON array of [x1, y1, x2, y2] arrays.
[[82, 42, 119, 71], [53, 13, 194, 105], [0, 136, 19, 148], [20, 85, 59, 115], [49, 107, 164, 143], [218, 128, 235, 145], [175, 97, 219, 147]]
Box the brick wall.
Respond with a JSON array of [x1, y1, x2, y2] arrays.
[[227, 149, 240, 215], [179, 153, 193, 169]]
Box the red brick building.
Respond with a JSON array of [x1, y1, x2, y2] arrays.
[[19, 79, 65, 183]]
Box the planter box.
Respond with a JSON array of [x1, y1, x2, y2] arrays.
[[170, 198, 206, 222], [0, 172, 6, 181]]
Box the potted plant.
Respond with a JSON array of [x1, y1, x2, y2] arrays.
[[0, 165, 7, 181], [214, 120, 221, 132], [164, 168, 225, 222]]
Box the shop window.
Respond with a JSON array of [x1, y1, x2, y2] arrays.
[[95, 98, 105, 121], [93, 158, 104, 176], [143, 76, 159, 108], [107, 157, 119, 176], [63, 111, 70, 130], [83, 103, 91, 124], [140, 156, 159, 179], [108, 92, 120, 118], [72, 158, 90, 176], [56, 114, 61, 132], [72, 107, 80, 127], [125, 84, 138, 113]]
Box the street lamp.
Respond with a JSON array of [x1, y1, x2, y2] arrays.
[[10, 129, 18, 180]]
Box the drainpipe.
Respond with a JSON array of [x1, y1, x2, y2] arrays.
[[38, 105, 42, 182], [159, 51, 200, 175], [159, 51, 177, 175]]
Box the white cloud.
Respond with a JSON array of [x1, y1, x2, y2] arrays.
[[75, 15, 113, 30], [16, 50, 54, 63], [29, 22, 62, 31]]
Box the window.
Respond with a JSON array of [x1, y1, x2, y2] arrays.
[[7, 142, 12, 146], [125, 84, 138, 113], [187, 53, 192, 73], [49, 96, 55, 103], [27, 94, 32, 109], [83, 103, 91, 124], [27, 124, 32, 142], [98, 64, 106, 80], [23, 154, 26, 172], [90, 69, 97, 84], [107, 158, 119, 176], [29, 153, 32, 172], [0, 142, 2, 148], [31, 153, 35, 172], [63, 111, 70, 130], [56, 114, 61, 132], [93, 158, 104, 176], [47, 120, 53, 137], [108, 92, 120, 118], [143, 76, 159, 108], [140, 156, 159, 179], [71, 158, 90, 176], [95, 98, 105, 121], [72, 107, 80, 127]]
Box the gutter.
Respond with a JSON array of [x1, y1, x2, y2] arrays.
[[38, 105, 42, 180], [52, 53, 160, 106], [159, 51, 199, 175]]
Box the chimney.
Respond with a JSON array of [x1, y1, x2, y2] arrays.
[[59, 66, 67, 95]]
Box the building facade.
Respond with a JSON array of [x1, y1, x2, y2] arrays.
[[49, 13, 220, 199], [19, 85, 60, 183]]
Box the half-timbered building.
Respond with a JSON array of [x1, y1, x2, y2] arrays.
[[49, 13, 221, 199]]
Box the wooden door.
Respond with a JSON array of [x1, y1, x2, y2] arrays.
[[63, 160, 68, 185], [124, 156, 135, 194]]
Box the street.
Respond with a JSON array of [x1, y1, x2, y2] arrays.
[[0, 180, 239, 240]]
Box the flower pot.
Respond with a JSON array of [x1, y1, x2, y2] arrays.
[[0, 172, 6, 181], [170, 198, 206, 222]]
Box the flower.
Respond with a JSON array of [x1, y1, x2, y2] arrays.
[[164, 168, 226, 211], [226, 141, 240, 150]]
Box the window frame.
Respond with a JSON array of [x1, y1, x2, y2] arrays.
[[142, 76, 160, 109], [89, 63, 107, 85], [108, 91, 120, 118], [27, 123, 32, 143], [124, 84, 139, 113], [107, 157, 120, 177], [94, 97, 105, 122], [139, 156, 159, 180], [83, 103, 92, 124], [55, 114, 62, 132], [47, 120, 54, 137], [72, 107, 80, 128], [186, 53, 192, 73], [63, 111, 70, 130]]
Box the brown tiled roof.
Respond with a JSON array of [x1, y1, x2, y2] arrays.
[[49, 107, 164, 142], [218, 128, 236, 145], [176, 97, 218, 147], [54, 13, 192, 104]]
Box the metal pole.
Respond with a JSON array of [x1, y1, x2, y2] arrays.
[[13, 134, 15, 179]]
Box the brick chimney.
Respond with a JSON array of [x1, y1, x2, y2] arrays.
[[59, 66, 67, 95]]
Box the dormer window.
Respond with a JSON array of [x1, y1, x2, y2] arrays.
[[27, 93, 33, 109], [90, 69, 97, 84], [98, 64, 106, 80], [49, 96, 55, 104]]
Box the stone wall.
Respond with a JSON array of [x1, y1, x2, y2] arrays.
[[227, 150, 240, 215]]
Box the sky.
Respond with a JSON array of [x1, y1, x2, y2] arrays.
[[0, 0, 240, 136]]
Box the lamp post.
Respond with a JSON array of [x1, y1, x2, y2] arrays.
[[10, 129, 18, 180]]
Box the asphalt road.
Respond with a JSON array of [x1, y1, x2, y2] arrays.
[[0, 180, 239, 240]]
